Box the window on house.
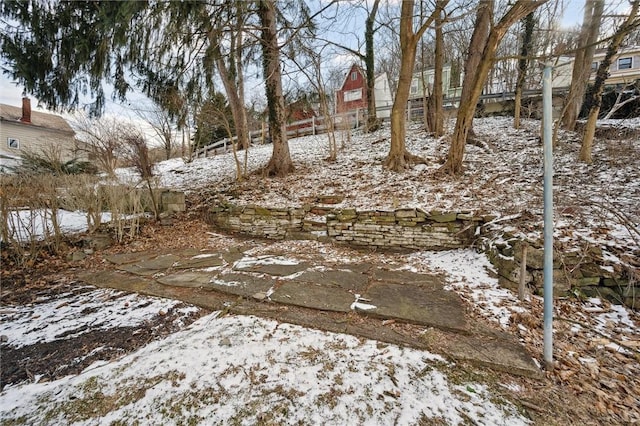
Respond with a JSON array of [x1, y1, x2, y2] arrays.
[[7, 138, 19, 149], [410, 84, 418, 95], [344, 88, 362, 102], [591, 61, 598, 70], [618, 57, 632, 70], [351, 71, 358, 81]]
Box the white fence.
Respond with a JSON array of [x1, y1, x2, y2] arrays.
[[194, 109, 367, 158], [193, 87, 564, 159]]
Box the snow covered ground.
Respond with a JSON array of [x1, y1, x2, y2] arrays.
[[2, 117, 639, 424], [2, 242, 536, 424], [0, 309, 529, 425], [153, 117, 639, 264]]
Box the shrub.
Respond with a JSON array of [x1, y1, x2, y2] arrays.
[[10, 149, 98, 176]]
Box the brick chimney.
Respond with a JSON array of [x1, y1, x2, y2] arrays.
[[20, 97, 31, 123]]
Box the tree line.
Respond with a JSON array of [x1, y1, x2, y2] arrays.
[[1, 0, 639, 178]]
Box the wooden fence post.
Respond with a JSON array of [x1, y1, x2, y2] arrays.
[[519, 244, 528, 301]]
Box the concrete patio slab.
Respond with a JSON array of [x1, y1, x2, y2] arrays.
[[270, 280, 354, 313], [157, 272, 215, 288], [361, 282, 469, 333], [209, 273, 276, 298], [293, 269, 369, 292]]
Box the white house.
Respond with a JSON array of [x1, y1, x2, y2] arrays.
[[0, 98, 80, 170], [409, 65, 463, 102], [590, 45, 640, 85]]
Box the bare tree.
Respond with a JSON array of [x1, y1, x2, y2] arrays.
[[206, 1, 251, 152], [133, 101, 178, 161], [441, 0, 548, 176], [426, 0, 447, 137], [603, 81, 640, 119], [514, 12, 536, 129], [580, 1, 640, 163], [72, 115, 131, 176], [123, 131, 160, 220], [290, 44, 339, 161], [561, 0, 605, 131], [313, 0, 382, 131], [385, 0, 445, 172]]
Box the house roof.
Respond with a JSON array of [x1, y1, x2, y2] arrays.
[[339, 63, 365, 91], [592, 45, 640, 58], [339, 64, 391, 92], [0, 103, 75, 135]]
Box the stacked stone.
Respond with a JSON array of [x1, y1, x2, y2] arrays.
[[207, 203, 482, 251], [484, 237, 638, 309]]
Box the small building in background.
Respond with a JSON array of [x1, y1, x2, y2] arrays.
[[590, 45, 640, 86], [334, 64, 393, 119], [409, 65, 463, 102], [0, 97, 80, 170]]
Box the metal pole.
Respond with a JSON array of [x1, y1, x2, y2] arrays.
[[542, 63, 554, 369]]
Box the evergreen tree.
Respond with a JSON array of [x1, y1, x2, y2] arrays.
[[193, 93, 236, 151], [2, 1, 326, 177], [0, 1, 147, 116]]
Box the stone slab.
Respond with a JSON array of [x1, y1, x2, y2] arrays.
[[209, 273, 275, 298], [157, 272, 215, 288], [371, 269, 441, 287], [233, 257, 311, 276], [361, 282, 469, 333], [222, 250, 245, 265], [117, 254, 181, 276], [173, 253, 224, 269], [77, 269, 539, 378], [420, 326, 540, 378], [294, 270, 369, 292], [117, 264, 162, 276], [270, 280, 354, 313], [105, 252, 156, 265], [137, 254, 181, 270], [340, 263, 374, 274]]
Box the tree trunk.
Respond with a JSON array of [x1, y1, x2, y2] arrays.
[[441, 0, 547, 175], [514, 12, 535, 129], [258, 0, 294, 176], [427, 2, 445, 137], [580, 0, 639, 163], [462, 0, 492, 127], [234, 1, 250, 152], [365, 0, 381, 132], [561, 0, 604, 131], [441, 0, 492, 175], [216, 55, 249, 153], [210, 4, 249, 155], [579, 106, 599, 163], [384, 0, 428, 171]]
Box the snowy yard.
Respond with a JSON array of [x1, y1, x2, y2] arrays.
[[2, 117, 639, 424], [0, 305, 529, 425]]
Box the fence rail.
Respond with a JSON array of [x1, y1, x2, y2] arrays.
[[194, 110, 365, 158], [193, 87, 571, 159]]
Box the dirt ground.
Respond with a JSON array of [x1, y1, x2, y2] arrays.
[[1, 214, 639, 425]]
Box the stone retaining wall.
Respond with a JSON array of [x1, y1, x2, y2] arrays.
[[207, 203, 483, 250], [482, 237, 638, 310], [206, 202, 637, 309]]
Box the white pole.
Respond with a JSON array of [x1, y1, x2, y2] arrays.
[[542, 63, 554, 369]]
